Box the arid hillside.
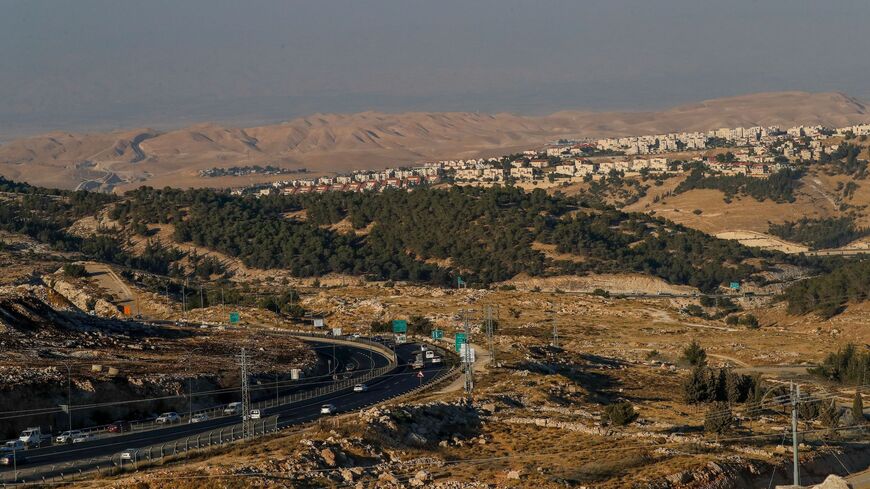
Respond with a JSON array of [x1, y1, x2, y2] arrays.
[[1, 91, 868, 191]]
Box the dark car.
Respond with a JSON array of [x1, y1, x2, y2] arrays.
[[0, 451, 26, 466], [107, 420, 132, 433]]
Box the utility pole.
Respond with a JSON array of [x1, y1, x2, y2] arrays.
[[199, 285, 204, 309], [65, 363, 72, 433], [181, 280, 186, 321], [485, 305, 495, 365], [791, 382, 800, 487], [236, 348, 252, 438], [552, 312, 558, 349], [463, 310, 473, 402]]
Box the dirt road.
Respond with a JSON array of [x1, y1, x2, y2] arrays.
[[84, 262, 136, 315]]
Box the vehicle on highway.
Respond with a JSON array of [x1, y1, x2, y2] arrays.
[[72, 433, 91, 443], [431, 355, 443, 364], [353, 383, 368, 392], [320, 404, 336, 415], [0, 451, 26, 466], [19, 427, 48, 447], [189, 413, 210, 423], [223, 402, 242, 416], [411, 353, 425, 369], [55, 430, 82, 444], [155, 412, 180, 424], [349, 333, 361, 339], [107, 420, 131, 433], [1, 440, 24, 453], [249, 409, 261, 420], [344, 363, 355, 372], [424, 350, 435, 359], [120, 448, 139, 461]]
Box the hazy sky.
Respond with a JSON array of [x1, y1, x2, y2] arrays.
[[2, 0, 870, 136]]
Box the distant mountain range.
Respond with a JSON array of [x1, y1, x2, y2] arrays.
[[0, 91, 867, 191]]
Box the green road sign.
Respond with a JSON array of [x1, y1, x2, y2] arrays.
[[392, 319, 408, 334], [229, 311, 240, 324], [455, 333, 467, 352], [729, 282, 740, 290], [431, 329, 443, 339]]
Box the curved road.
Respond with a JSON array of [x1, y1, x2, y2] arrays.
[[3, 339, 450, 483]]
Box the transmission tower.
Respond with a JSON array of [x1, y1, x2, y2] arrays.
[[236, 348, 253, 438], [463, 310, 474, 402], [485, 305, 495, 365]]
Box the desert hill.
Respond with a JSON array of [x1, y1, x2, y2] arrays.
[[1, 91, 868, 191]]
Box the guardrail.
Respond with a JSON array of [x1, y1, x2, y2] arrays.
[[3, 334, 396, 455], [2, 338, 456, 486], [3, 356, 397, 486]]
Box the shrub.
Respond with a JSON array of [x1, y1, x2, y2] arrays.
[[681, 340, 707, 367], [704, 402, 733, 434], [819, 400, 842, 433], [604, 401, 639, 427], [853, 392, 865, 425], [63, 263, 88, 278], [738, 314, 759, 329]]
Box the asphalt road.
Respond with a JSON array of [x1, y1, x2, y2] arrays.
[[3, 340, 449, 482]]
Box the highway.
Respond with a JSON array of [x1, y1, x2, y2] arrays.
[[2, 339, 452, 483]]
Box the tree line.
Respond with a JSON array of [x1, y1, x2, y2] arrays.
[[769, 216, 868, 250], [109, 185, 786, 291]]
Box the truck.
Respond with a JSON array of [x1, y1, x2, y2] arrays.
[[411, 352, 425, 370], [18, 427, 49, 447], [223, 402, 242, 416]]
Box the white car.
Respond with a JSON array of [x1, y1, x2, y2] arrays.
[[431, 356, 443, 364], [1, 440, 24, 452], [120, 448, 139, 461], [155, 412, 180, 424], [353, 383, 368, 392], [189, 413, 209, 423], [55, 430, 82, 444], [249, 409, 261, 420], [72, 433, 91, 443], [320, 404, 336, 415], [424, 350, 435, 359]]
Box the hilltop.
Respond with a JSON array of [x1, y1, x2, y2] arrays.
[[0, 91, 867, 191]]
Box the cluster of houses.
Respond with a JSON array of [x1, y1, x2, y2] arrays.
[[592, 123, 870, 157], [451, 157, 672, 183], [235, 122, 870, 196], [237, 166, 442, 196]]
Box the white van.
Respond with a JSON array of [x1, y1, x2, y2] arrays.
[[223, 402, 242, 416]]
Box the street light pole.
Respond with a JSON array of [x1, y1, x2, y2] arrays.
[[65, 363, 72, 433]]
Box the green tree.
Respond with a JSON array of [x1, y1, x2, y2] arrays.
[[704, 402, 733, 435], [853, 391, 865, 425], [409, 315, 434, 336], [684, 365, 712, 404], [681, 340, 707, 367]]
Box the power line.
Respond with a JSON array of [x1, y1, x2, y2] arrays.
[[236, 347, 253, 439]]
